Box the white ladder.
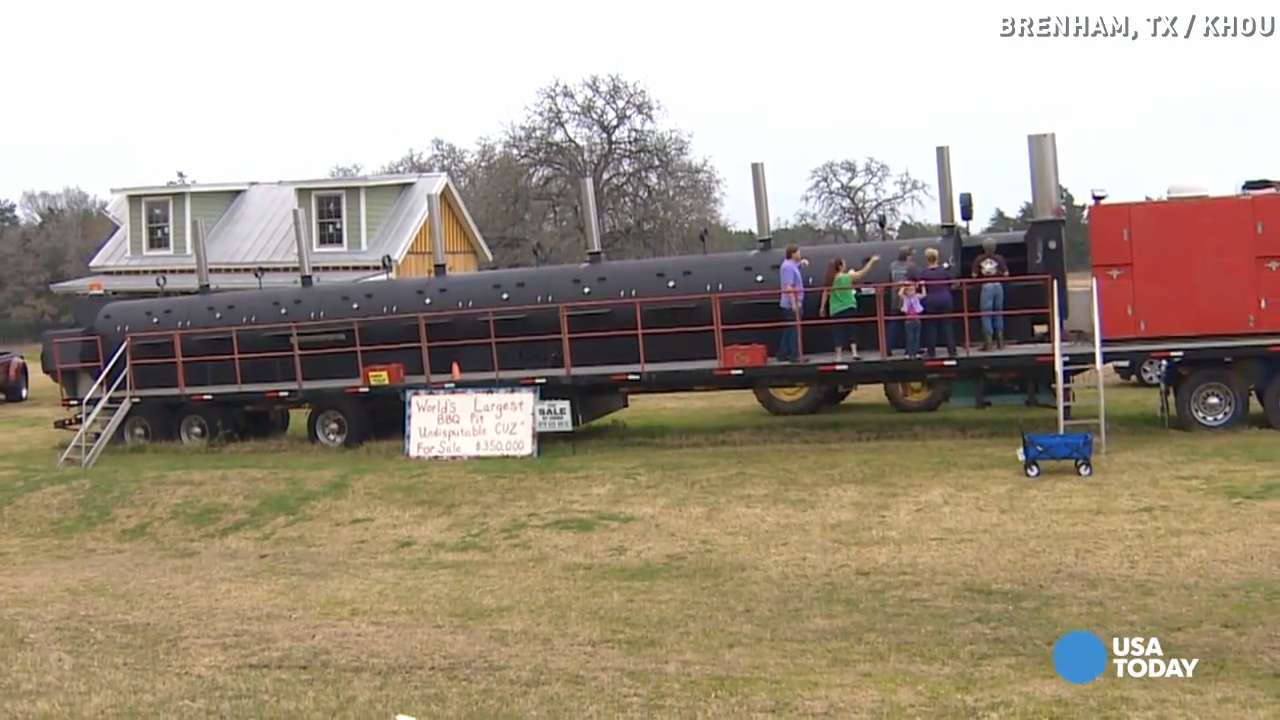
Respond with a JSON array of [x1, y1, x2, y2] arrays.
[[58, 339, 133, 469], [1051, 278, 1107, 453]]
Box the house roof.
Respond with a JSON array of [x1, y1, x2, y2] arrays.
[[87, 173, 492, 271], [51, 269, 387, 295]]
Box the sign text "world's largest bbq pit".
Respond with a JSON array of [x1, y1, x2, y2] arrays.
[[406, 389, 537, 459]]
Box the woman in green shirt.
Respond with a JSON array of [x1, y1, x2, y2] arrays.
[[820, 254, 880, 361]]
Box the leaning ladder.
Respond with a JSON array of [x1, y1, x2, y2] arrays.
[[58, 339, 133, 470], [1051, 278, 1107, 452]]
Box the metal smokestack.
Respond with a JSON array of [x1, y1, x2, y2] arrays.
[[751, 163, 772, 250], [291, 208, 314, 288], [936, 146, 956, 229], [193, 218, 211, 293], [579, 177, 604, 263], [1028, 133, 1064, 220], [428, 192, 447, 277]]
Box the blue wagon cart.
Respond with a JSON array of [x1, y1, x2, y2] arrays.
[[1019, 432, 1094, 478]]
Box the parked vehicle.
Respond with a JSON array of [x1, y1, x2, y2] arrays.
[[1114, 356, 1164, 387], [0, 351, 30, 403]]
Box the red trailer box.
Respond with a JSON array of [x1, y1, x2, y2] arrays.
[[1092, 192, 1280, 340]]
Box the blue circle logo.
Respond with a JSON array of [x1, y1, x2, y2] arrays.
[[1053, 631, 1107, 684]]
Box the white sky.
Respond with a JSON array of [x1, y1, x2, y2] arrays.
[[2, 0, 1277, 229]]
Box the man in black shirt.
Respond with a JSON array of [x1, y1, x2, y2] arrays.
[[971, 237, 1010, 351]]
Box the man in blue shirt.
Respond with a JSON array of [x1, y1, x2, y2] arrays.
[[777, 244, 807, 362]]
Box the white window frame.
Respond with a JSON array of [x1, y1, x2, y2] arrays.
[[312, 191, 348, 252], [141, 196, 174, 255]]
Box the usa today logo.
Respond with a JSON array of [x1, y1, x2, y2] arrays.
[[1053, 631, 1200, 684]]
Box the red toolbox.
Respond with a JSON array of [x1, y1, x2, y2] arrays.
[[722, 343, 768, 367]]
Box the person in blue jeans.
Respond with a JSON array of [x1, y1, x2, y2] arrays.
[[898, 281, 925, 358], [776, 244, 808, 362], [970, 237, 1010, 351], [885, 246, 918, 356]]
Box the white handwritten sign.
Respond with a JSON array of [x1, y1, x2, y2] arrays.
[[405, 389, 537, 460]]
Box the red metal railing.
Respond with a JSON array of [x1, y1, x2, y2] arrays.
[[51, 274, 1057, 400]]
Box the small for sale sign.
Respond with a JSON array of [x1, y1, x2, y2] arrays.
[[535, 400, 573, 433]]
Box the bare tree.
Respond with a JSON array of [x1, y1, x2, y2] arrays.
[[0, 188, 112, 335], [347, 75, 723, 265], [0, 199, 17, 230], [506, 74, 722, 259], [800, 158, 930, 242], [328, 163, 365, 178], [18, 187, 104, 225]]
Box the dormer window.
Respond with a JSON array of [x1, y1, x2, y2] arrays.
[[142, 197, 173, 254], [313, 191, 347, 250]]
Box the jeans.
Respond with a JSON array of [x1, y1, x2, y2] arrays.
[[923, 312, 956, 357], [776, 306, 801, 360], [980, 282, 1005, 337], [905, 318, 922, 357], [886, 307, 904, 354]]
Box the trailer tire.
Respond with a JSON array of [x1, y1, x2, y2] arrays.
[[308, 399, 371, 448], [1260, 376, 1280, 430], [752, 384, 829, 416], [1175, 368, 1248, 431], [884, 380, 951, 413], [119, 405, 174, 446], [4, 367, 29, 402], [175, 405, 231, 446]]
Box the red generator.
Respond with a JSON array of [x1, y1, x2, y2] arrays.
[[1091, 191, 1280, 340]]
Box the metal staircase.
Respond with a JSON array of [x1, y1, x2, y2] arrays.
[[1051, 278, 1107, 452], [58, 340, 132, 469]]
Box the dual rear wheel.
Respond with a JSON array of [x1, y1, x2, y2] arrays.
[[751, 379, 952, 416], [751, 384, 856, 416], [1173, 366, 1280, 431], [118, 404, 290, 447]]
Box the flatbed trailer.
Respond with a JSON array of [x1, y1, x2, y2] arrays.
[[49, 267, 1280, 462], [50, 274, 1084, 450]]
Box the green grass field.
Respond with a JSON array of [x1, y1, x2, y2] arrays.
[[0, 353, 1277, 718]]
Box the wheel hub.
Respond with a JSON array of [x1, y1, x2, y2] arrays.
[[1191, 383, 1234, 427], [316, 410, 349, 447], [902, 382, 930, 401], [768, 386, 811, 402], [180, 416, 210, 444], [124, 418, 152, 445], [1140, 360, 1163, 386]]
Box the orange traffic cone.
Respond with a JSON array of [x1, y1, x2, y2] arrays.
[[451, 361, 462, 380]]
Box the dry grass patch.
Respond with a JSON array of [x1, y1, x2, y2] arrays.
[[0, 358, 1276, 717]]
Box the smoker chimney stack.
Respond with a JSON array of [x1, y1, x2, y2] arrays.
[[579, 177, 604, 263], [428, 192, 447, 277], [1028, 133, 1064, 220], [751, 163, 772, 251], [193, 218, 211, 293], [936, 146, 956, 230], [291, 208, 314, 288]]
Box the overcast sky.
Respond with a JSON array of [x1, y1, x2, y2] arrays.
[[2, 0, 1277, 229]]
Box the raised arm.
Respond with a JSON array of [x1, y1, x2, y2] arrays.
[[847, 255, 881, 282]]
